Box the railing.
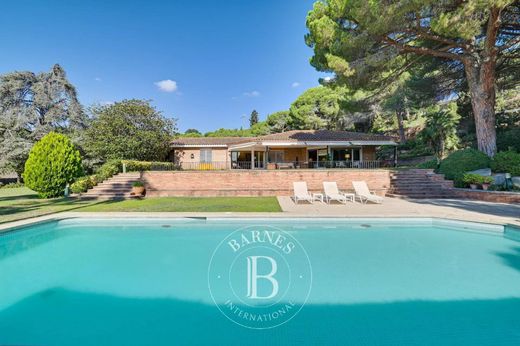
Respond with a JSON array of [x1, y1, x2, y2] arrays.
[[172, 160, 382, 170]]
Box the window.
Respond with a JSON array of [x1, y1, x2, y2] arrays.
[[268, 151, 284, 163], [200, 149, 212, 163]]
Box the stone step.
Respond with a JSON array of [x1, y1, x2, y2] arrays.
[[386, 193, 452, 199]]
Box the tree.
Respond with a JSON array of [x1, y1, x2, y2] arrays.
[[182, 129, 202, 137], [420, 103, 461, 163], [266, 111, 292, 133], [23, 132, 83, 198], [0, 64, 86, 180], [85, 99, 176, 161], [306, 1, 519, 156], [249, 110, 259, 127]]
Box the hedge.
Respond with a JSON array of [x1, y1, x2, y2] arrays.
[[491, 151, 520, 176], [438, 149, 491, 187], [122, 160, 174, 172]]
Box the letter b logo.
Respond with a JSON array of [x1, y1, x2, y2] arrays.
[[246, 256, 279, 300]]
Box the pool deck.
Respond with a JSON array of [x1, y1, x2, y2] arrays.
[[0, 197, 519, 232]]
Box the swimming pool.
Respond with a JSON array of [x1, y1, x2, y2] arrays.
[[1, 218, 519, 345]]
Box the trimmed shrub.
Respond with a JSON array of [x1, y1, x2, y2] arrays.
[[462, 173, 493, 186], [491, 151, 520, 176], [23, 132, 83, 198], [94, 160, 122, 183], [438, 149, 491, 187], [416, 159, 438, 169], [70, 176, 96, 194], [122, 160, 174, 172]]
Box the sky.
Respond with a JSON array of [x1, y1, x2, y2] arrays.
[[0, 0, 327, 132]]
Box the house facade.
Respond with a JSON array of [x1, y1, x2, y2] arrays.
[[170, 130, 397, 170]]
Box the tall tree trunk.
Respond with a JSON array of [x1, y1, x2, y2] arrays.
[[462, 7, 500, 157], [464, 60, 497, 157], [396, 109, 406, 143]]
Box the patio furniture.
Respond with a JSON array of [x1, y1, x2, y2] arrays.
[[277, 162, 294, 169], [323, 182, 354, 204], [352, 181, 384, 204], [293, 182, 318, 204]]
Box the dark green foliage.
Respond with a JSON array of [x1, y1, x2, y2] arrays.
[[132, 181, 144, 187], [85, 99, 176, 162], [23, 132, 83, 198], [70, 176, 96, 194], [497, 128, 520, 152], [122, 160, 174, 172], [416, 159, 438, 169], [94, 160, 122, 183], [249, 110, 259, 127], [491, 151, 520, 176], [438, 149, 491, 187], [462, 173, 493, 186]]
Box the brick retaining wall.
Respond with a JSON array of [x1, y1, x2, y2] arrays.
[[142, 170, 391, 197], [450, 188, 520, 203]]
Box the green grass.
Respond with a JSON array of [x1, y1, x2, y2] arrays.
[[0, 187, 281, 224], [0, 187, 98, 224], [76, 196, 281, 213]]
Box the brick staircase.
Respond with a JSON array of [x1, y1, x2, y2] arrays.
[[81, 172, 141, 199], [387, 169, 455, 199]]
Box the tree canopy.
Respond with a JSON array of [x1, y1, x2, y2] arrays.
[[84, 99, 176, 162], [306, 0, 519, 156], [0, 64, 86, 178]]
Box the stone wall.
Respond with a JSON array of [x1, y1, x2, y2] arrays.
[[450, 189, 520, 203], [142, 170, 391, 197]]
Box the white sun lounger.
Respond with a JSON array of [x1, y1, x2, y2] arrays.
[[352, 181, 384, 204], [293, 182, 320, 204], [323, 182, 354, 204]]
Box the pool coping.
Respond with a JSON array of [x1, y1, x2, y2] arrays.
[[0, 212, 511, 234]]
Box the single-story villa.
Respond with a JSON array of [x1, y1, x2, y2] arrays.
[[169, 130, 397, 170]]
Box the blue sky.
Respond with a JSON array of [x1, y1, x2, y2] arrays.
[[0, 0, 326, 132]]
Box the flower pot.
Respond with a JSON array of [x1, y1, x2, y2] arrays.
[[469, 184, 478, 190], [481, 183, 490, 190], [131, 186, 145, 196]]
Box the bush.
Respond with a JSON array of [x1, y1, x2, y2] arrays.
[[70, 176, 96, 194], [438, 149, 491, 187], [462, 173, 493, 186], [416, 159, 438, 169], [23, 132, 83, 198], [497, 128, 520, 152], [94, 160, 122, 183], [0, 182, 24, 189], [132, 181, 144, 187], [491, 151, 520, 176], [122, 160, 174, 172]]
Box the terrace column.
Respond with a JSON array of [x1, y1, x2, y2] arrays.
[[394, 146, 398, 167], [251, 149, 255, 170]]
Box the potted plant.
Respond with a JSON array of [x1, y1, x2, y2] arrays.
[[462, 173, 482, 190], [131, 181, 145, 196], [480, 176, 493, 190]]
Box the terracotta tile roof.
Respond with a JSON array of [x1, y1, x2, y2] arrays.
[[171, 130, 395, 147], [247, 130, 394, 143], [170, 137, 249, 146]]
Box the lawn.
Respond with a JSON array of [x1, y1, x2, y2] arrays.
[[0, 187, 98, 224], [76, 196, 282, 213], [0, 187, 281, 224]]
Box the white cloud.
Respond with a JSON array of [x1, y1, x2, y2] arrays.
[[155, 79, 178, 92], [323, 76, 332, 82], [94, 77, 102, 82], [291, 82, 300, 88], [243, 90, 260, 97]]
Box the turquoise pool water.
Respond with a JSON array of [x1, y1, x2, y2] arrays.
[[1, 218, 520, 345]]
